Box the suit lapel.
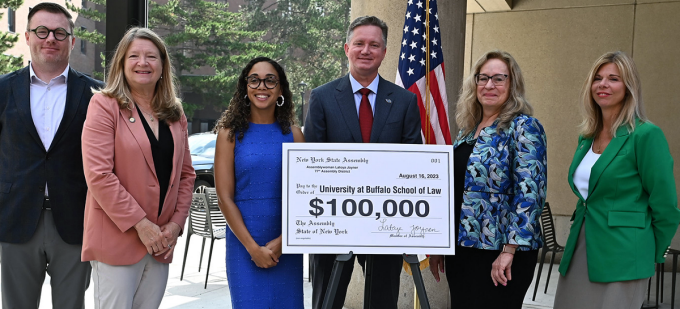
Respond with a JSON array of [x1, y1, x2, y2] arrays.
[[335, 75, 363, 143], [588, 126, 630, 196], [121, 106, 158, 180], [49, 68, 85, 152], [370, 77, 394, 143], [567, 137, 592, 200], [11, 67, 43, 148]]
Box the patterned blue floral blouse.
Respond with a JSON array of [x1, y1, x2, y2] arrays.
[[453, 114, 548, 251]]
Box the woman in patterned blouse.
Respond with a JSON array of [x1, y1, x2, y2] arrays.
[[429, 50, 548, 308]]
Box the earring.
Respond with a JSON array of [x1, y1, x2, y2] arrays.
[[244, 94, 250, 106], [277, 96, 284, 107]]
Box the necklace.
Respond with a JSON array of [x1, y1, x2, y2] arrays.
[[593, 134, 609, 154], [136, 105, 155, 122]]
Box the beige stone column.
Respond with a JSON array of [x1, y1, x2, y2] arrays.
[[341, 1, 467, 308]]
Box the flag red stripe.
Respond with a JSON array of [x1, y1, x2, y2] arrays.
[[428, 69, 452, 144], [408, 84, 437, 144]]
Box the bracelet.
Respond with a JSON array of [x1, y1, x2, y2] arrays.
[[502, 245, 516, 255]]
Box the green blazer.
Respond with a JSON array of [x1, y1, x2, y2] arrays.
[[558, 122, 680, 282]]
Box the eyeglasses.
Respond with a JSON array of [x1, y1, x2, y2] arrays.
[[246, 75, 279, 89], [475, 74, 508, 86], [30, 26, 71, 41]]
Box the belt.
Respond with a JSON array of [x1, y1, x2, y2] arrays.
[[43, 197, 51, 210]]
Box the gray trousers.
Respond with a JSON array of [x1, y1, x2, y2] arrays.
[[91, 254, 169, 309], [0, 209, 91, 309]]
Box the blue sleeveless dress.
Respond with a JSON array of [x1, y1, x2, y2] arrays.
[[226, 123, 303, 308]]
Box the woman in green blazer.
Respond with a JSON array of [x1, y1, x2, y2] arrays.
[[554, 51, 680, 309]]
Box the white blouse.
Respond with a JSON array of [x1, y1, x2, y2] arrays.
[[573, 144, 601, 200]]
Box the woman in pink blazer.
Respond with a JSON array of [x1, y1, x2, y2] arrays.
[[81, 27, 195, 309]]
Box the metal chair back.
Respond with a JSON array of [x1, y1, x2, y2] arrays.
[[532, 202, 565, 301], [181, 188, 227, 288], [204, 188, 227, 237], [540, 202, 561, 250]]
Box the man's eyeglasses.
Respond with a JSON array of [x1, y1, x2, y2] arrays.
[[475, 74, 508, 86], [246, 76, 279, 89], [30, 26, 71, 41]]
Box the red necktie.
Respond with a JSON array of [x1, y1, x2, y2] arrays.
[[358, 88, 373, 143]]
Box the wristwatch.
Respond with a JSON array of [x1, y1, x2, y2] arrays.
[[502, 245, 516, 255]]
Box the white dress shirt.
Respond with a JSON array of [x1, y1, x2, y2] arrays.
[[573, 144, 601, 200], [349, 73, 380, 117], [30, 64, 70, 196]]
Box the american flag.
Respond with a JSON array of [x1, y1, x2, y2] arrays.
[[396, 0, 452, 145]]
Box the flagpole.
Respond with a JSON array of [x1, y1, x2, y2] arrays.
[[425, 0, 431, 144]]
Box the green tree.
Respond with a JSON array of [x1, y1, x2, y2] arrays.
[[66, 0, 106, 79], [65, 0, 105, 45], [0, 0, 23, 74], [240, 0, 351, 112], [149, 0, 279, 117]]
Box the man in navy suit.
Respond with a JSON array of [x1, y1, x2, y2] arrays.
[[304, 15, 422, 309], [0, 3, 103, 308]]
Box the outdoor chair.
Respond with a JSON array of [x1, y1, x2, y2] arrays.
[[180, 187, 227, 288], [532, 202, 565, 301], [643, 249, 680, 309]]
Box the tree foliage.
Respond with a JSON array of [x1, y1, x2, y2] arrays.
[[0, 0, 24, 75], [66, 0, 106, 79], [66, 0, 105, 45], [149, 0, 279, 117], [240, 0, 351, 94]]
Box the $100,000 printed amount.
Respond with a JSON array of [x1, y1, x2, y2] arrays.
[[282, 143, 455, 255]]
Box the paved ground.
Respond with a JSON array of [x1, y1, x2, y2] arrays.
[[1, 233, 676, 308]]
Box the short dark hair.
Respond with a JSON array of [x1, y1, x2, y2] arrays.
[[27, 2, 75, 33], [346, 16, 388, 47]]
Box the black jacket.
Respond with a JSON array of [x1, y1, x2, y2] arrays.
[[0, 66, 103, 244]]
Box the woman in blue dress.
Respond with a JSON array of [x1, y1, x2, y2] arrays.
[[213, 57, 304, 308]]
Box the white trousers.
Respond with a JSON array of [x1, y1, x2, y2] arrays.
[[91, 254, 169, 309]]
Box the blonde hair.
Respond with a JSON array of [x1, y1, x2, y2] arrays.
[[96, 27, 183, 123], [455, 50, 533, 136], [579, 51, 646, 138]]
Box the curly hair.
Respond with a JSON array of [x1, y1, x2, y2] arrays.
[[214, 57, 295, 142]]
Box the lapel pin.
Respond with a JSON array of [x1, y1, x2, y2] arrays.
[[129, 117, 136, 123], [386, 99, 392, 104]]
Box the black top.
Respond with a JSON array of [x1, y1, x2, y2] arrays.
[[453, 141, 475, 235], [137, 106, 174, 216]]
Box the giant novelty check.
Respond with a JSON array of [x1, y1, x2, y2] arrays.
[[282, 143, 455, 255]]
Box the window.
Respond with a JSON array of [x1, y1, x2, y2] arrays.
[[80, 27, 87, 54], [7, 8, 15, 33]]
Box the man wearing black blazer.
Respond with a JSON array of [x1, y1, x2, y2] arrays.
[[304, 16, 422, 309], [0, 3, 103, 308]]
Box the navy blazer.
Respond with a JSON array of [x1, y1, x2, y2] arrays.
[[0, 66, 103, 244], [303, 74, 422, 144]]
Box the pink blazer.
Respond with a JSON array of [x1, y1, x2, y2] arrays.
[[81, 93, 195, 265]]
